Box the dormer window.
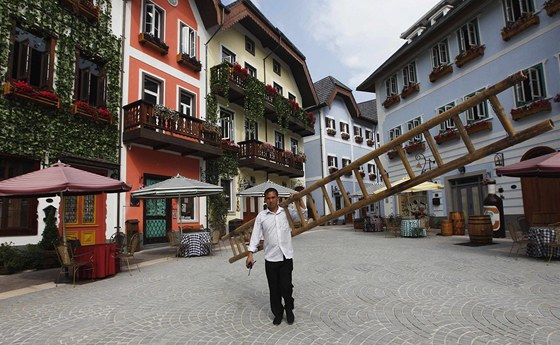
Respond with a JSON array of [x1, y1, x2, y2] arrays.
[[428, 5, 454, 25]]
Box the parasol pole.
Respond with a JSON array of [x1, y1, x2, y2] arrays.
[[60, 192, 67, 245]]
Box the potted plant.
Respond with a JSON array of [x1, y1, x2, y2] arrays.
[[387, 149, 398, 159], [382, 94, 400, 108], [510, 98, 552, 121], [368, 173, 376, 181], [501, 12, 540, 41], [354, 135, 363, 144], [455, 44, 485, 68], [328, 166, 338, 174], [429, 64, 453, 82], [341, 132, 350, 140], [434, 129, 459, 144], [545, 0, 560, 16], [465, 120, 493, 134], [404, 140, 425, 154], [3, 80, 60, 109], [366, 138, 374, 147], [326, 128, 336, 136], [401, 83, 419, 99], [138, 32, 169, 55], [177, 53, 202, 72], [221, 139, 240, 153]]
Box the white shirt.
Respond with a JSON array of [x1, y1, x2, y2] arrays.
[[248, 206, 303, 262]]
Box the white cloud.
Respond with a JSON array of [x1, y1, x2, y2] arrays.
[[305, 0, 436, 89]]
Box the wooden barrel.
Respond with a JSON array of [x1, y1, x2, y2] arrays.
[[449, 212, 465, 235], [441, 220, 453, 236], [468, 215, 493, 244]]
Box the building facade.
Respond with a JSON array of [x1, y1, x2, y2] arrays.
[[305, 76, 379, 224], [358, 0, 560, 221]]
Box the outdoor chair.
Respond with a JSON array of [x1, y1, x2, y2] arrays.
[[543, 222, 560, 265], [109, 231, 126, 254], [203, 228, 212, 256], [507, 222, 535, 259], [385, 215, 402, 238], [168, 231, 185, 260], [517, 216, 530, 238], [211, 229, 224, 255], [54, 241, 94, 287], [117, 233, 140, 275]]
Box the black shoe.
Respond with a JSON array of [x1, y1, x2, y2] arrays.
[[286, 310, 294, 324], [273, 314, 282, 325]]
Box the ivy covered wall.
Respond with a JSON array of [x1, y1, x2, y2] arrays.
[[0, 0, 121, 163]]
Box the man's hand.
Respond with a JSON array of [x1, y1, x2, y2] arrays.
[[246, 252, 254, 269]]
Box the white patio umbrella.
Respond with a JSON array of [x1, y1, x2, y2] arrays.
[[350, 177, 443, 198], [237, 180, 296, 197]]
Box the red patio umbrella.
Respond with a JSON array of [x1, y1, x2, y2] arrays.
[[0, 161, 131, 243], [496, 151, 560, 177]]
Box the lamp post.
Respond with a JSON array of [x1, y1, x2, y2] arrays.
[[415, 153, 436, 174]]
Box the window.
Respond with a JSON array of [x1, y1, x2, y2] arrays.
[[367, 163, 376, 175], [221, 179, 233, 212], [290, 138, 299, 154], [274, 131, 285, 149], [142, 74, 162, 105], [438, 102, 456, 131], [384, 74, 398, 97], [406, 117, 422, 143], [245, 36, 255, 55], [388, 126, 402, 141], [365, 129, 373, 140], [402, 62, 417, 86], [327, 155, 338, 168], [503, 0, 535, 23], [464, 89, 489, 123], [340, 122, 349, 134], [220, 108, 234, 140], [64, 195, 97, 225], [432, 39, 450, 67], [353, 125, 362, 137], [342, 158, 351, 168], [0, 156, 38, 236], [178, 89, 195, 117], [9, 26, 53, 88], [273, 82, 283, 96], [326, 117, 335, 129], [457, 19, 480, 54], [144, 1, 164, 39], [221, 46, 236, 63], [288, 93, 296, 102], [179, 197, 196, 221], [244, 62, 256, 77], [244, 119, 258, 140], [515, 63, 546, 106], [273, 59, 281, 75], [76, 54, 106, 107], [179, 23, 197, 58]]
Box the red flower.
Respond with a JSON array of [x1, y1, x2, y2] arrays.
[[37, 90, 59, 102], [265, 84, 277, 97], [97, 107, 111, 118], [12, 80, 35, 95], [289, 99, 300, 111], [306, 112, 316, 126]]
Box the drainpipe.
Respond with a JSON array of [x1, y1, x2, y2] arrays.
[[262, 28, 282, 145]]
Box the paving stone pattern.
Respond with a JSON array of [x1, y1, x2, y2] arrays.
[[1, 226, 560, 345]]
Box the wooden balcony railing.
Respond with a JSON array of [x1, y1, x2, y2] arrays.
[[238, 140, 304, 171], [123, 100, 221, 146]]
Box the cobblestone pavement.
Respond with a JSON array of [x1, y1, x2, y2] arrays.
[[1, 225, 560, 345]]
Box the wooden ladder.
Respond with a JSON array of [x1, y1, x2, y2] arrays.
[[222, 71, 554, 263]]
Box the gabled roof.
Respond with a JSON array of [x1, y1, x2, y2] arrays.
[[197, 0, 318, 108], [357, 100, 378, 125], [313, 76, 360, 119], [357, 0, 476, 92]]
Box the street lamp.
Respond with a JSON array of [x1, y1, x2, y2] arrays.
[[415, 153, 436, 174]]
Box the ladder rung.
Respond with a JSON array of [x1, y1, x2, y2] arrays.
[[373, 156, 390, 188], [354, 168, 369, 199], [306, 194, 320, 221], [396, 146, 415, 178], [489, 95, 515, 137], [335, 178, 351, 208], [321, 185, 335, 214], [453, 115, 476, 153]]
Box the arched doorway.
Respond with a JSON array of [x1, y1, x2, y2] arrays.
[[519, 146, 560, 225]]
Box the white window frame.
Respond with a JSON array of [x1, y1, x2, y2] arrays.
[[179, 197, 198, 222], [326, 117, 335, 129], [178, 89, 195, 118], [385, 74, 398, 97], [144, 1, 164, 39], [221, 179, 234, 212], [365, 129, 373, 140], [221, 46, 236, 63], [438, 102, 456, 131], [515, 63, 545, 106], [457, 19, 479, 53], [290, 138, 299, 154], [340, 121, 349, 134], [341, 158, 351, 169], [388, 125, 402, 141], [244, 118, 258, 140], [464, 89, 489, 123], [367, 163, 376, 175], [504, 0, 535, 23], [432, 39, 449, 67], [179, 22, 197, 58], [273, 82, 283, 96], [406, 117, 423, 143], [220, 107, 234, 140], [274, 131, 285, 149], [327, 155, 338, 168], [244, 62, 256, 77], [142, 73, 163, 105], [403, 62, 417, 86], [353, 125, 362, 137]]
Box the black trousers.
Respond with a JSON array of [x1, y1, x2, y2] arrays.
[[265, 257, 294, 317]]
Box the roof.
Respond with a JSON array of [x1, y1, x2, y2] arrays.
[[312, 76, 360, 118], [357, 0, 477, 92], [357, 100, 378, 125]]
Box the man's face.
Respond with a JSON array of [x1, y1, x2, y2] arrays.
[[265, 191, 279, 211]]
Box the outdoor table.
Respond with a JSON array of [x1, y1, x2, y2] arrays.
[[401, 218, 426, 237], [180, 231, 210, 257], [527, 226, 560, 258], [75, 242, 117, 279]]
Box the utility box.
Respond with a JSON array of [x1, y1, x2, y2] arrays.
[[125, 219, 140, 252]]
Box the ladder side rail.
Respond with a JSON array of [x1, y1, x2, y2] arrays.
[[452, 115, 476, 153]]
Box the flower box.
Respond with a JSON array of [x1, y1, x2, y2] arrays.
[[545, 0, 560, 16], [511, 99, 552, 121], [401, 83, 419, 99], [354, 135, 363, 144], [328, 167, 338, 174], [3, 81, 60, 110], [341, 132, 350, 140], [554, 94, 560, 103], [176, 53, 202, 72], [138, 32, 169, 55], [326, 128, 336, 136], [429, 64, 453, 82], [71, 101, 112, 123], [368, 173, 376, 181], [501, 13, 540, 41], [78, 0, 100, 22], [434, 120, 493, 144], [404, 141, 425, 154], [344, 170, 352, 177], [455, 44, 485, 68], [359, 171, 365, 178], [387, 150, 398, 160], [382, 94, 400, 108], [221, 140, 240, 154], [465, 120, 493, 135], [366, 139, 374, 147]]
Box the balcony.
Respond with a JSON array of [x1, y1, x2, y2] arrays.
[[210, 63, 315, 137], [237, 140, 304, 178], [122, 100, 222, 158]]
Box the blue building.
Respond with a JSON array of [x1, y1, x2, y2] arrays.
[[304, 76, 379, 223], [358, 0, 560, 222]]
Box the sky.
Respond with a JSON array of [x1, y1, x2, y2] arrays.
[[222, 0, 439, 103]]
